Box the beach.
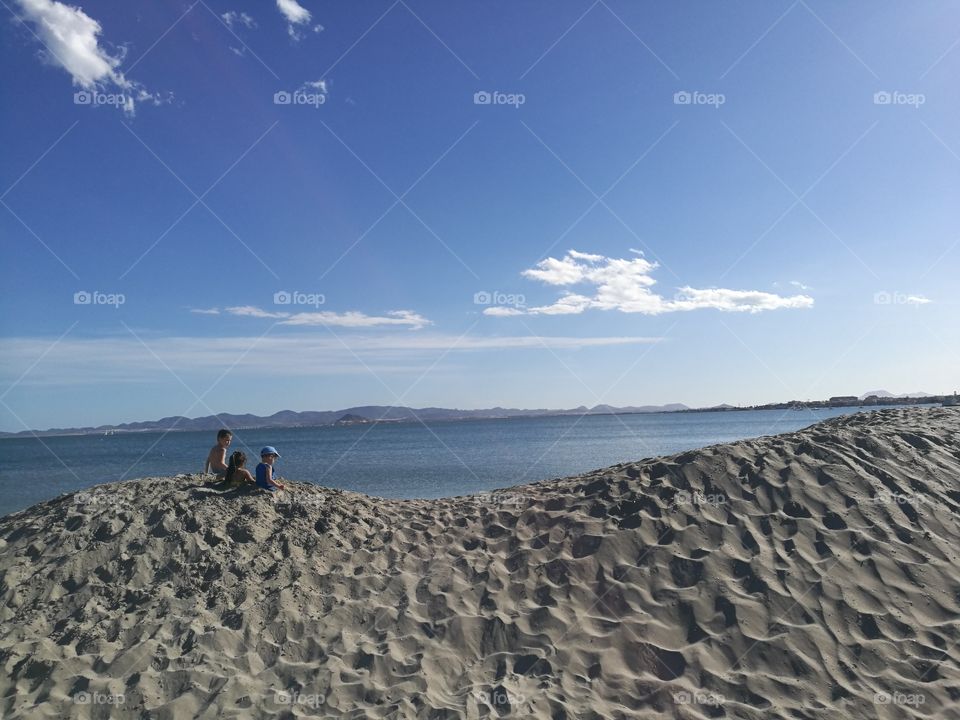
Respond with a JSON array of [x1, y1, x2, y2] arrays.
[[2, 406, 958, 718]]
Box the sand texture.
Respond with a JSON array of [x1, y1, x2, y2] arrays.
[[2, 406, 959, 718]]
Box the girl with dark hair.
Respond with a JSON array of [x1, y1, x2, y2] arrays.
[[204, 429, 233, 478], [224, 451, 254, 487]]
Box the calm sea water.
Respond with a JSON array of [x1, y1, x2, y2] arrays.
[[0, 406, 899, 518]]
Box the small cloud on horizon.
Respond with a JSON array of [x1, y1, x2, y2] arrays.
[[485, 250, 814, 317]]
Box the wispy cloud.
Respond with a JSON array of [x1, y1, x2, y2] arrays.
[[221, 11, 257, 56], [0, 333, 662, 386], [789, 280, 812, 291], [221, 11, 256, 30], [221, 306, 431, 329], [14, 0, 162, 115], [487, 250, 814, 317], [224, 305, 289, 320], [300, 78, 326, 93], [189, 307, 221, 315], [282, 310, 430, 329]]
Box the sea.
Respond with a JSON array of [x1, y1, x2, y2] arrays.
[[0, 406, 906, 518]]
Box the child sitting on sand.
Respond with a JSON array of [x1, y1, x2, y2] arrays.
[[255, 447, 285, 492], [224, 451, 255, 487], [204, 429, 232, 478]]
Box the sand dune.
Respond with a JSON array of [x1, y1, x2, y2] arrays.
[[2, 406, 959, 718]]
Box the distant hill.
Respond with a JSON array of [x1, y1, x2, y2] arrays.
[[0, 403, 692, 438], [860, 390, 933, 400], [861, 390, 895, 399]]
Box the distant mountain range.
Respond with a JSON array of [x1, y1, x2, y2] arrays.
[[0, 404, 692, 438], [4, 390, 951, 438]]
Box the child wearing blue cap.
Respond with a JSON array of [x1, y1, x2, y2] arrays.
[[255, 447, 286, 492]]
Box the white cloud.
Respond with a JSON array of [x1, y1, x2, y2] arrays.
[[906, 295, 931, 306], [489, 250, 814, 317], [221, 11, 256, 30], [190, 308, 221, 315], [669, 287, 814, 313], [14, 0, 160, 115], [221, 306, 431, 329], [483, 307, 525, 317], [275, 0, 322, 38], [276, 0, 311, 25], [789, 280, 812, 291]]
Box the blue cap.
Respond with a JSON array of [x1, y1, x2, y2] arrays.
[[260, 446, 281, 458]]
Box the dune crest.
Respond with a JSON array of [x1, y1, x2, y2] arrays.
[[2, 407, 959, 718]]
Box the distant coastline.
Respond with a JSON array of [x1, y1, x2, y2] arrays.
[[2, 391, 955, 439]]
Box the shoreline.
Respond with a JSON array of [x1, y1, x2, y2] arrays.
[[0, 398, 943, 440]]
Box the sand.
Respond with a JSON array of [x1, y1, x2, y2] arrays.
[[1, 406, 959, 719]]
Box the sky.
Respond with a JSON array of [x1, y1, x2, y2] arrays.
[[1, 0, 958, 431]]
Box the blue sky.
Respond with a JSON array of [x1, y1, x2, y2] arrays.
[[1, 0, 958, 430]]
